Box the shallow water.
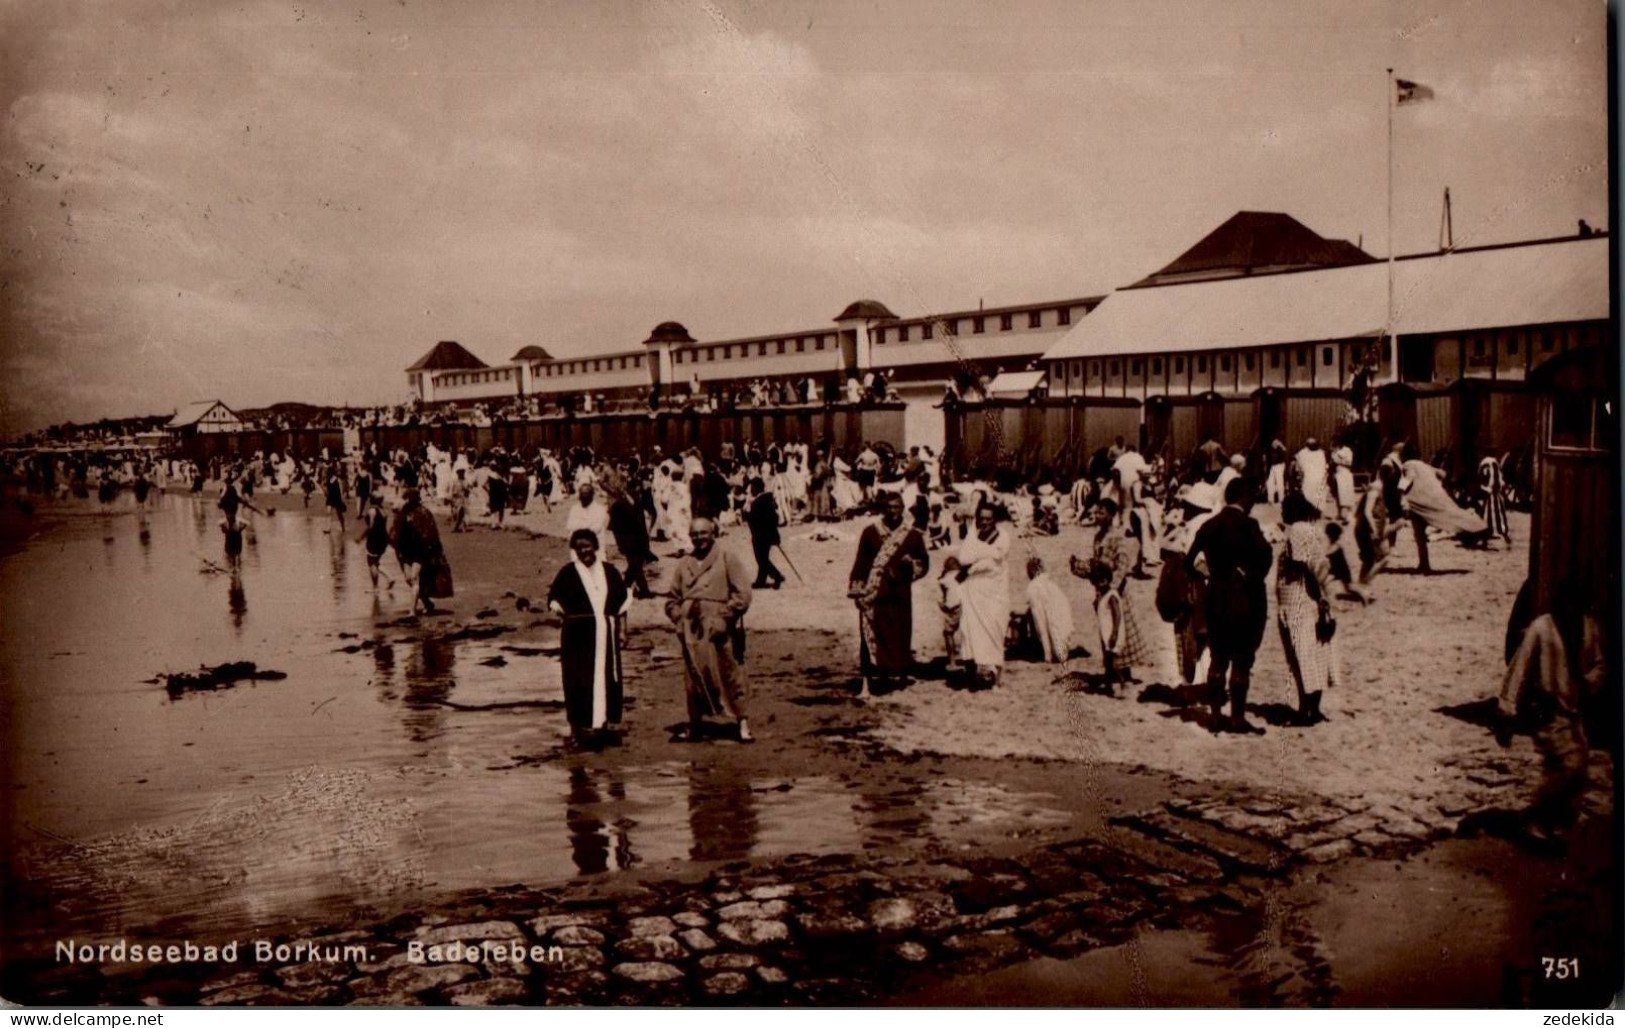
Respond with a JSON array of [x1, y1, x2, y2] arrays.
[[1, 493, 1071, 953], [891, 836, 1613, 1007]]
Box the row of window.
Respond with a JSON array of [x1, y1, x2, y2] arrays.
[[1463, 329, 1561, 362], [538, 355, 644, 376], [882, 307, 1073, 344], [428, 306, 1083, 385], [673, 334, 836, 364], [440, 369, 516, 387], [1067, 344, 1343, 382]]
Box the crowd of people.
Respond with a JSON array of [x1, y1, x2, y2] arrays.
[[6, 416, 1602, 847]]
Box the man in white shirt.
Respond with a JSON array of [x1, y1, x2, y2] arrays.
[[565, 482, 610, 542]]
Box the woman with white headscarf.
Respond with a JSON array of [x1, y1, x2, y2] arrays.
[[548, 528, 631, 748], [954, 504, 1012, 687]]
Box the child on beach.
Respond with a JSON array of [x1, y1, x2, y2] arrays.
[[939, 557, 965, 670], [357, 494, 394, 589]]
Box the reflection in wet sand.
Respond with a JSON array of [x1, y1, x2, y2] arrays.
[[227, 568, 247, 634], [687, 763, 759, 863], [565, 764, 635, 875], [402, 635, 454, 744]]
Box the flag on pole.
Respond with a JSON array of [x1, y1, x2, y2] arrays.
[[1395, 78, 1435, 105]]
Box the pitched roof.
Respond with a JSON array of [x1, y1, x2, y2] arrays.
[[1044, 235, 1608, 362], [1135, 211, 1376, 286], [167, 400, 238, 428], [511, 345, 554, 361], [406, 340, 488, 372]]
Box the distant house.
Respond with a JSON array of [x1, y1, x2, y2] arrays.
[[167, 400, 242, 435]]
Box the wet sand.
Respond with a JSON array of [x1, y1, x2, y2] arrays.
[[0, 485, 1616, 1006]]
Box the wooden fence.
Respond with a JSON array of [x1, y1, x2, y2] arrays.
[[947, 381, 1540, 484], [354, 403, 908, 460], [944, 397, 1142, 479], [176, 428, 346, 464]]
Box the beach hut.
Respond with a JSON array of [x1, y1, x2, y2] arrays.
[[1526, 346, 1617, 622]]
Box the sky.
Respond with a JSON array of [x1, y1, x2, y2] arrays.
[[0, 0, 1609, 435]]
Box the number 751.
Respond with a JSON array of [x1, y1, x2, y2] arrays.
[[1543, 957, 1580, 979]]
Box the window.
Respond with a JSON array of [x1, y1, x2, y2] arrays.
[[943, 318, 957, 335], [1000, 314, 1013, 331], [1197, 356, 1207, 373], [1549, 395, 1614, 453], [776, 340, 786, 354], [1071, 361, 1082, 380], [1322, 348, 1334, 366], [973, 317, 985, 334], [923, 323, 934, 340], [1220, 355, 1231, 372], [1295, 348, 1307, 367], [1270, 351, 1281, 369], [706, 349, 715, 362], [1245, 353, 1255, 370], [1540, 332, 1555, 352], [1174, 357, 1185, 373], [1029, 311, 1042, 329], [1131, 359, 1142, 375], [1058, 307, 1071, 326], [1152, 358, 1162, 375], [1088, 361, 1100, 377], [1109, 360, 1120, 375], [796, 338, 806, 353], [1473, 338, 1487, 357], [815, 336, 826, 350], [1508, 335, 1520, 355], [898, 325, 910, 342]]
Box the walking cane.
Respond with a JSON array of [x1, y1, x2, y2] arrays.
[[773, 544, 805, 584], [856, 609, 873, 702]]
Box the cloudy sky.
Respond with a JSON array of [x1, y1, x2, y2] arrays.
[[0, 0, 1608, 434]]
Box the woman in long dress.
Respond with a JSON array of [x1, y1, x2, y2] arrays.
[[954, 504, 1011, 687], [808, 454, 834, 521], [1276, 493, 1340, 724], [666, 474, 693, 555], [548, 528, 631, 748]]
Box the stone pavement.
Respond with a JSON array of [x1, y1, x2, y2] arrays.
[[28, 821, 1299, 1006]]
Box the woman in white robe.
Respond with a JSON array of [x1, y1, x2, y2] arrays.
[[1025, 556, 1075, 663], [831, 455, 864, 513], [955, 505, 1012, 685]]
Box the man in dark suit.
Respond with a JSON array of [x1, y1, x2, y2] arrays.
[[609, 480, 655, 599], [746, 478, 784, 590], [1184, 476, 1274, 734]]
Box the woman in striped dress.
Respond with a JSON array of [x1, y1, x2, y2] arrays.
[[1276, 493, 1340, 724]]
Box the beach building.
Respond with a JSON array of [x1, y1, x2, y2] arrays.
[[402, 210, 1608, 461], [165, 400, 242, 436]]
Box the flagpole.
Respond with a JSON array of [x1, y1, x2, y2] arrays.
[[1386, 67, 1397, 384]]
